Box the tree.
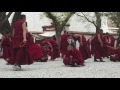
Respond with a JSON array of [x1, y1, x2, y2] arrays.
[[11, 12, 22, 28], [109, 12, 120, 34], [76, 12, 108, 33], [109, 12, 120, 45], [0, 12, 12, 34], [0, 12, 22, 35], [45, 12, 75, 43]]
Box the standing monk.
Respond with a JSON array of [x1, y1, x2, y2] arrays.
[[60, 31, 69, 58], [27, 32, 43, 62], [93, 29, 105, 62], [0, 32, 11, 61], [25, 22, 43, 62], [73, 34, 91, 60], [8, 15, 33, 69]]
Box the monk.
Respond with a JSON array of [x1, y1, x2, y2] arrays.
[[27, 32, 43, 62], [25, 22, 43, 62], [46, 38, 60, 61], [102, 34, 110, 58], [8, 15, 33, 70], [63, 41, 85, 67], [116, 37, 120, 47], [60, 31, 69, 58], [109, 35, 115, 47], [108, 34, 115, 56], [39, 39, 49, 62], [73, 34, 91, 60], [107, 45, 120, 62], [0, 32, 11, 61], [93, 29, 105, 62], [39, 38, 53, 62]]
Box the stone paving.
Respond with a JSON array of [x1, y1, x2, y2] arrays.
[[0, 57, 120, 78]]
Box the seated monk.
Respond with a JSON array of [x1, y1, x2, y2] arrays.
[[107, 45, 120, 62], [63, 42, 85, 67]]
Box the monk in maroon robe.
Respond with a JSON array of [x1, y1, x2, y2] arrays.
[[8, 15, 33, 69], [73, 34, 91, 60], [102, 33, 115, 56], [46, 38, 60, 60], [107, 45, 120, 62], [63, 42, 85, 67], [39, 39, 51, 62], [60, 31, 69, 58], [24, 23, 44, 61], [108, 35, 115, 56], [116, 37, 120, 47], [0, 32, 11, 61], [93, 29, 105, 62], [27, 32, 43, 61], [109, 35, 115, 47], [102, 34, 110, 58]]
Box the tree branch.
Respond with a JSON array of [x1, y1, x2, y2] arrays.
[[45, 12, 59, 26], [61, 12, 75, 28], [81, 12, 97, 27], [0, 12, 13, 29], [0, 12, 6, 21], [76, 13, 84, 17], [11, 12, 22, 28]]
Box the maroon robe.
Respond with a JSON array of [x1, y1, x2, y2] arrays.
[[93, 33, 104, 59], [110, 48, 120, 62], [110, 36, 115, 47], [40, 40, 50, 62], [27, 33, 43, 61], [108, 36, 115, 56], [46, 39, 60, 60], [63, 48, 84, 66], [102, 35, 110, 57], [60, 33, 69, 58], [74, 35, 91, 60], [2, 35, 11, 60], [8, 20, 33, 65]]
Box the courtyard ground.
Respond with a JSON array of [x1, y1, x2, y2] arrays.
[[0, 57, 120, 78]]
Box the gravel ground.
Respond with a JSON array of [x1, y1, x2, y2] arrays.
[[0, 57, 120, 78]]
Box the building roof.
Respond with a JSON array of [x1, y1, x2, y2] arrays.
[[39, 31, 56, 37]]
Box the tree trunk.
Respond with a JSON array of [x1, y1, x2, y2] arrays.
[[0, 12, 6, 21], [96, 25, 100, 33], [95, 12, 101, 33], [55, 26, 62, 45], [0, 12, 12, 29], [11, 12, 22, 29], [0, 12, 12, 34]]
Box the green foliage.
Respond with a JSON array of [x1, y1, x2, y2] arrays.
[[109, 12, 120, 34], [45, 12, 74, 25]]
